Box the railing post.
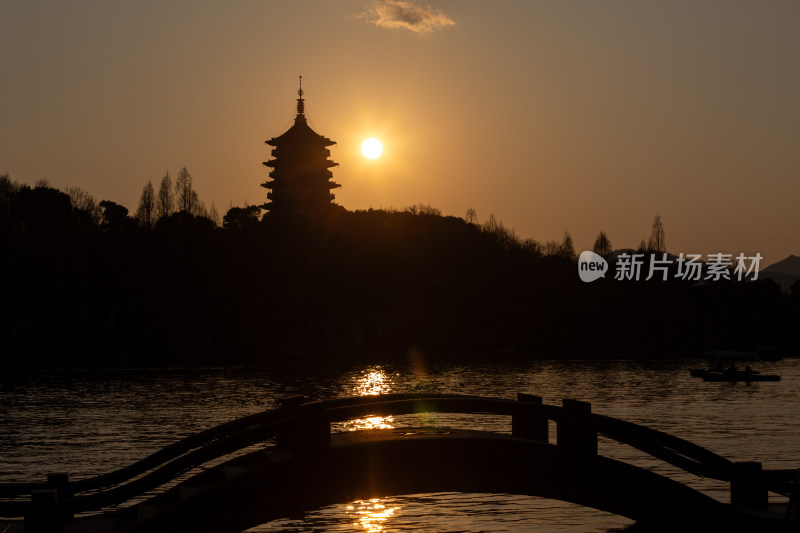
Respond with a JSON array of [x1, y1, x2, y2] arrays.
[[557, 398, 597, 457], [276, 396, 330, 456], [512, 393, 548, 443], [46, 472, 73, 520], [786, 468, 800, 520], [730, 461, 768, 510], [24, 489, 63, 533]]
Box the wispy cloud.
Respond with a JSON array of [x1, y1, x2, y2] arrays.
[[363, 0, 455, 35]]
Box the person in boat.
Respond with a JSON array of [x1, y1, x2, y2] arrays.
[[744, 365, 753, 377], [724, 364, 738, 376]]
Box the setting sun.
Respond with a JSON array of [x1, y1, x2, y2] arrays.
[[361, 137, 383, 159]]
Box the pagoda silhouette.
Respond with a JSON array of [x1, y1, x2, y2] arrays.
[[261, 77, 341, 216]]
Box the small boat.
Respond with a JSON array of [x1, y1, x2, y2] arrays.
[[701, 371, 780, 383]]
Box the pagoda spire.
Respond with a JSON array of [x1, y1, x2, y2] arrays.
[[296, 75, 305, 115]]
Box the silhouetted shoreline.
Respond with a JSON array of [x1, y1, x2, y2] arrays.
[[2, 177, 798, 369]]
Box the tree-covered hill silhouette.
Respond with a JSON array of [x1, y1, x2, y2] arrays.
[[1, 173, 797, 367]]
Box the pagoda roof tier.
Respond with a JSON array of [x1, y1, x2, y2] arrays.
[[266, 114, 335, 147], [268, 169, 335, 179], [261, 180, 341, 190], [267, 191, 336, 202], [263, 160, 339, 169]]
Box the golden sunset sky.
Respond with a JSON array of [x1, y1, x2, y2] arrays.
[[1, 1, 798, 263]]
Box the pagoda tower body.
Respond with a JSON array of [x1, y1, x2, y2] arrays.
[[261, 78, 340, 216]]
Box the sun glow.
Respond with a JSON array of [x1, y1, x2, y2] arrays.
[[361, 137, 383, 159]]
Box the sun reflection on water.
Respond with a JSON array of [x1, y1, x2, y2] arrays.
[[355, 368, 392, 396], [341, 415, 395, 431], [341, 371, 399, 529], [344, 367, 396, 431], [346, 499, 400, 532]]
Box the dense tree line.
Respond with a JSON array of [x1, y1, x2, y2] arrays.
[[1, 173, 797, 367]]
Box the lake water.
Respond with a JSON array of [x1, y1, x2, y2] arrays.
[[2, 358, 799, 532]]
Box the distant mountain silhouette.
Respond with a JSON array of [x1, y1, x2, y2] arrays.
[[764, 254, 800, 275], [761, 255, 800, 292]]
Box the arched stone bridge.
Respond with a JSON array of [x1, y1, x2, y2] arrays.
[[1, 393, 799, 532]]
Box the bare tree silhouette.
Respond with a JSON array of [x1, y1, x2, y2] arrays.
[[559, 230, 576, 261], [175, 167, 196, 214], [464, 207, 478, 225], [66, 186, 101, 225], [136, 181, 156, 228], [648, 214, 666, 253], [157, 172, 174, 219], [593, 231, 612, 256]]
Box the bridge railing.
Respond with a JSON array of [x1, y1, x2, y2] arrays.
[[1, 392, 797, 521], [339, 395, 798, 496], [334, 396, 795, 491], [284, 393, 800, 504], [0, 406, 288, 498], [0, 393, 483, 516]]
